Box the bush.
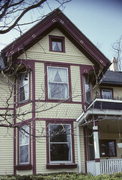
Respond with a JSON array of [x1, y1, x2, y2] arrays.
[[1, 173, 122, 180]]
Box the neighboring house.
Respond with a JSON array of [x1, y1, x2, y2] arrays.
[[0, 9, 122, 176]]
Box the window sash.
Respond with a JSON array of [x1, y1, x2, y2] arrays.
[[101, 89, 113, 99], [84, 76, 91, 104], [48, 124, 72, 163], [19, 73, 29, 102], [100, 140, 116, 157], [19, 125, 30, 164], [47, 66, 69, 100], [52, 41, 62, 52]]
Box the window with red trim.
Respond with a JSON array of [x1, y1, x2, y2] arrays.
[[48, 123, 73, 164], [47, 66, 69, 100], [49, 36, 65, 52], [18, 125, 30, 165], [18, 73, 29, 102]]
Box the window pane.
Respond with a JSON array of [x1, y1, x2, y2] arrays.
[[85, 76, 91, 104], [50, 124, 70, 142], [19, 145, 29, 163], [52, 41, 62, 51], [19, 73, 29, 102], [50, 144, 71, 161], [49, 83, 68, 99], [108, 141, 116, 156], [49, 124, 72, 162], [102, 89, 112, 99], [48, 67, 69, 99]]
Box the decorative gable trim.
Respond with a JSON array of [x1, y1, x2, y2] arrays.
[[2, 9, 111, 70]]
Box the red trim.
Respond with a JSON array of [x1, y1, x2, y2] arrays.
[[13, 82, 16, 175], [49, 35, 65, 53], [46, 120, 75, 165], [18, 124, 31, 166], [45, 63, 72, 102], [16, 164, 32, 170], [95, 159, 100, 162], [0, 107, 14, 110], [32, 62, 36, 175], [36, 118, 75, 122], [2, 9, 110, 69], [16, 71, 31, 107], [46, 164, 77, 169], [35, 99, 82, 104]]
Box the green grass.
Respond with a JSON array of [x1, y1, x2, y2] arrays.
[[1, 173, 122, 180]]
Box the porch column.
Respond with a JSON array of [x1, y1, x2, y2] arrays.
[[93, 125, 100, 175]]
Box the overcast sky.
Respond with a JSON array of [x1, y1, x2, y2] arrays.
[[0, 0, 122, 61]]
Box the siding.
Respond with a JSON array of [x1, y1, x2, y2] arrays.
[[0, 127, 13, 175], [19, 28, 93, 66]]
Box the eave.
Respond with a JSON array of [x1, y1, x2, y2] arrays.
[[1, 9, 111, 71]]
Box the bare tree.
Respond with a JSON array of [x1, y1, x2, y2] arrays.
[[0, 0, 71, 34], [112, 35, 122, 71]]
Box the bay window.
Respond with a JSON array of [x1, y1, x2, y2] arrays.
[[48, 124, 72, 163], [19, 125, 30, 165], [47, 66, 69, 100]]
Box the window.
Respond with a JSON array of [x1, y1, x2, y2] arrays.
[[47, 66, 69, 100], [101, 89, 113, 99], [19, 125, 30, 165], [84, 75, 92, 104], [19, 73, 29, 102], [48, 124, 72, 163], [49, 36, 65, 52], [100, 140, 116, 157]]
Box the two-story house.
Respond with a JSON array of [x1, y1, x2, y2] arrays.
[[0, 9, 122, 176]]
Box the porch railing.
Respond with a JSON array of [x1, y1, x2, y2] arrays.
[[87, 159, 122, 175], [100, 159, 122, 174]]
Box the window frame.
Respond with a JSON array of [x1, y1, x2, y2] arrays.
[[49, 35, 65, 53], [46, 64, 71, 101], [100, 139, 117, 157], [100, 88, 113, 99], [18, 72, 30, 103], [84, 74, 92, 104], [18, 125, 31, 165], [47, 122, 75, 165]]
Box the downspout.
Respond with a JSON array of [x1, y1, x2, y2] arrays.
[[77, 123, 82, 173]]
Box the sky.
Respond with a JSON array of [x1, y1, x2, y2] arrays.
[[0, 0, 122, 61]]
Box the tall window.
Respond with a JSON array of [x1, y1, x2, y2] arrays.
[[49, 36, 65, 52], [19, 125, 30, 165], [84, 75, 92, 104], [48, 124, 72, 163], [100, 140, 116, 157], [47, 66, 69, 100], [19, 73, 29, 102], [101, 89, 113, 99]]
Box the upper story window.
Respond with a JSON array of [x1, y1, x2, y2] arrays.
[[19, 73, 29, 102], [101, 89, 113, 99], [47, 66, 69, 100], [49, 36, 65, 52], [48, 124, 72, 163], [19, 125, 30, 165], [84, 75, 92, 104]]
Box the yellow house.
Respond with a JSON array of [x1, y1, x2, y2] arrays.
[[0, 9, 122, 176]]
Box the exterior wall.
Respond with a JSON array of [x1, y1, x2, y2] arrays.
[[19, 28, 93, 66], [0, 127, 13, 175]]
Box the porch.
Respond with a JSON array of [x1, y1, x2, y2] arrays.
[[77, 98, 122, 175]]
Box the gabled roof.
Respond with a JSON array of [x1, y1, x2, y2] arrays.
[[1, 9, 111, 69], [101, 71, 122, 86]]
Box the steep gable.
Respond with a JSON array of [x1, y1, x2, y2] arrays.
[[1, 9, 111, 70]]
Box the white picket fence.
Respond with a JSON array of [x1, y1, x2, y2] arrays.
[[100, 159, 122, 174], [87, 159, 122, 175]]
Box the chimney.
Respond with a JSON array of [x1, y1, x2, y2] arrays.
[[112, 57, 118, 71]]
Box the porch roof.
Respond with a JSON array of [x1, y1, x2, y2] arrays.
[[77, 98, 122, 125]]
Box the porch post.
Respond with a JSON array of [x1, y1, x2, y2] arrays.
[[93, 125, 100, 175]]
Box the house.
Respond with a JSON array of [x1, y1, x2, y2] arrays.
[[0, 9, 122, 176]]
